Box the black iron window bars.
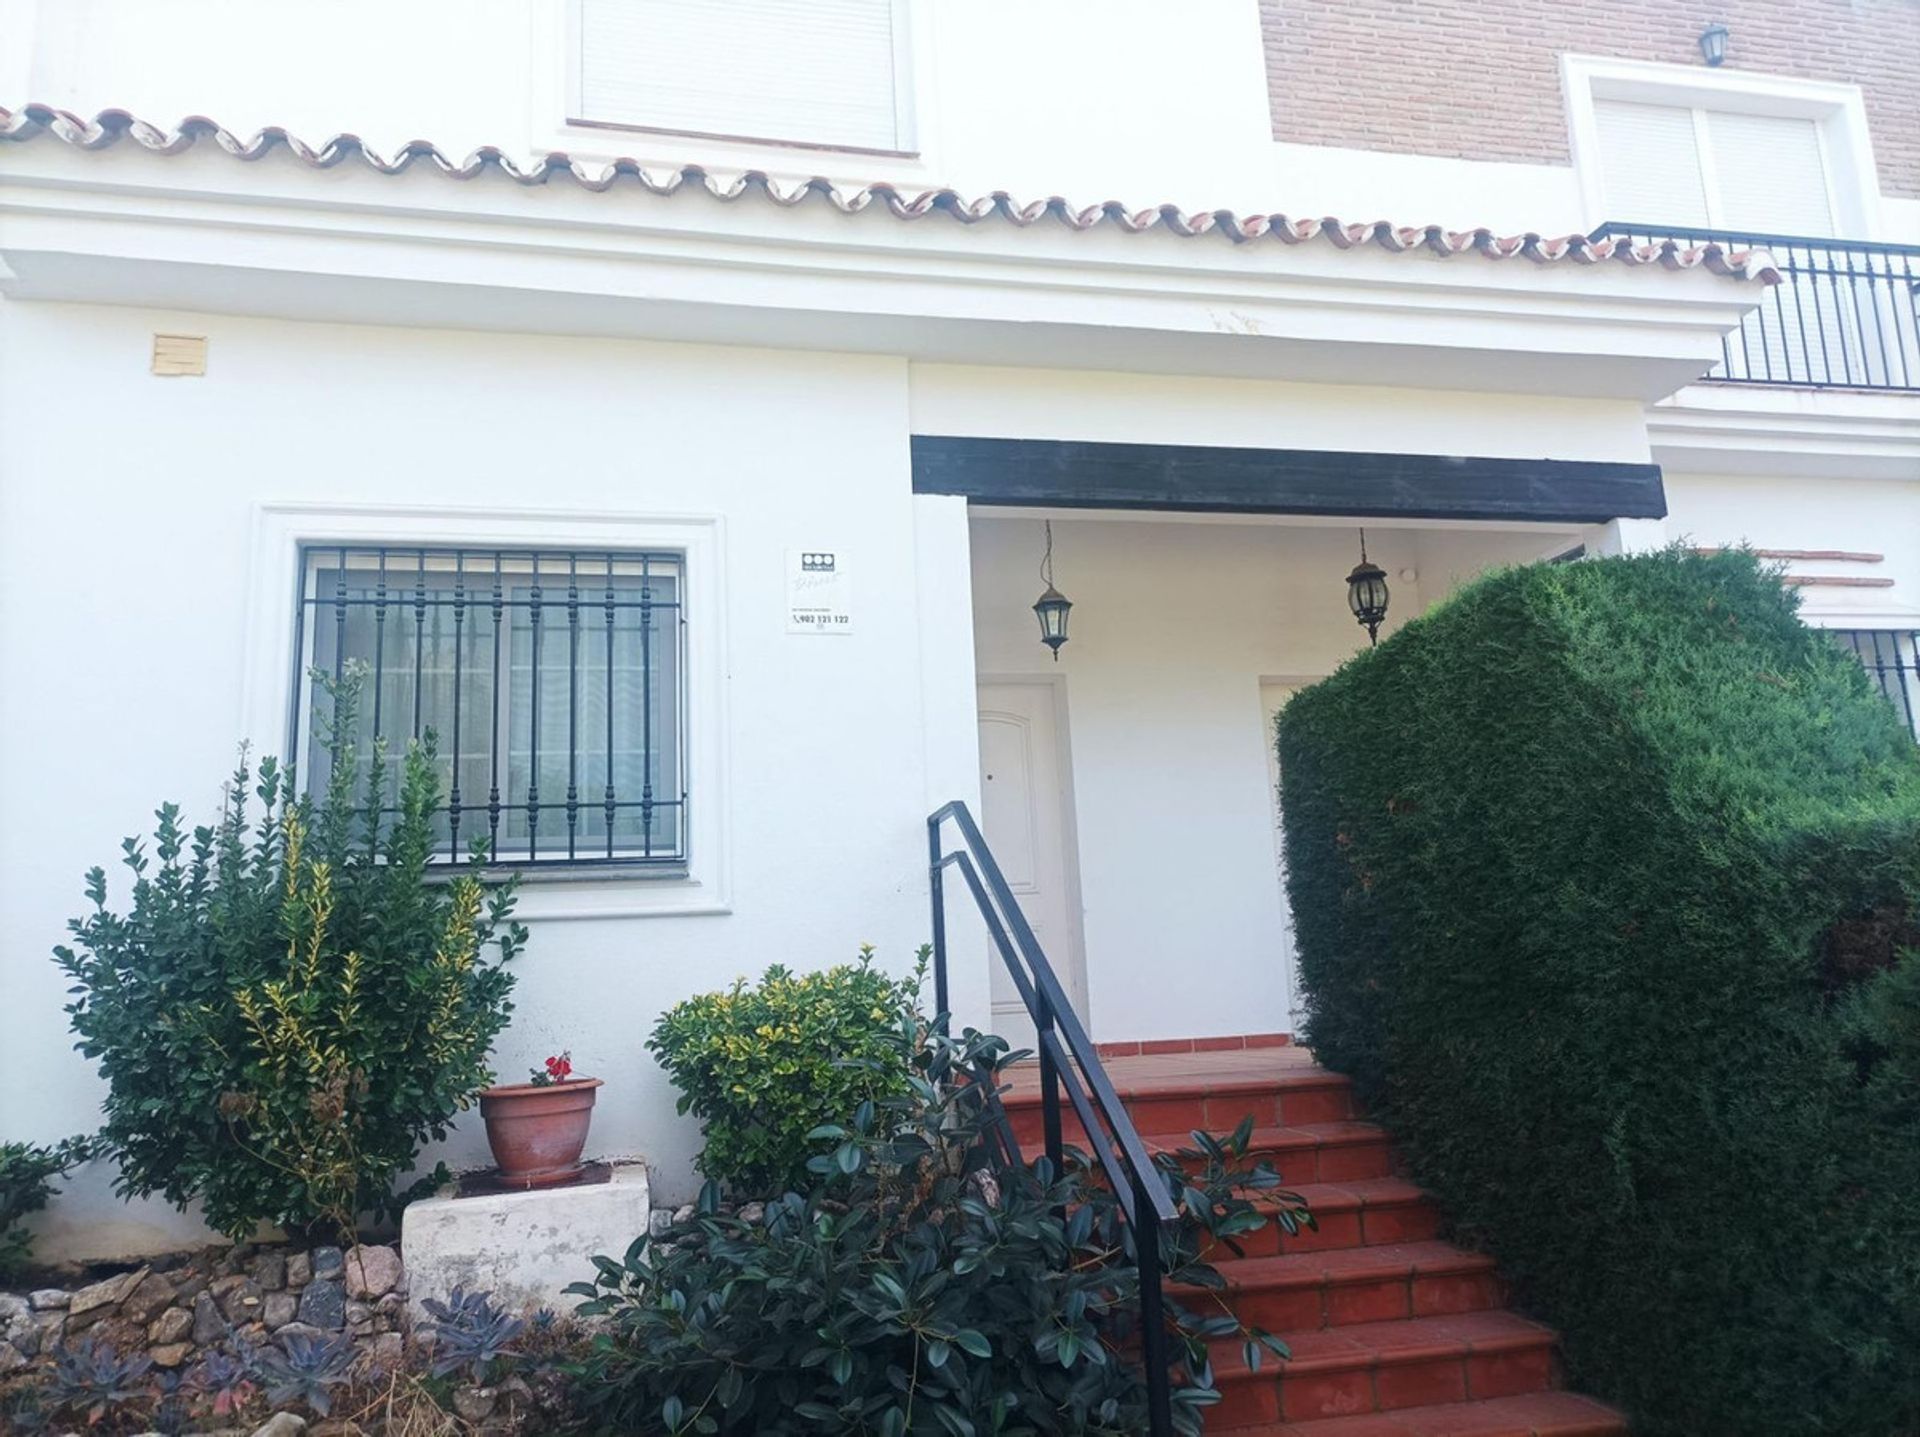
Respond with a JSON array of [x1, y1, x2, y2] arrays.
[[1831, 629, 1920, 742], [290, 545, 688, 868]]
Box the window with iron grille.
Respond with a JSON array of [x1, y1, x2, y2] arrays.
[[1829, 630, 1920, 742], [290, 545, 687, 868]]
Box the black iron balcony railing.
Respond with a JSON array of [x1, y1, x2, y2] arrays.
[[1592, 222, 1920, 392]]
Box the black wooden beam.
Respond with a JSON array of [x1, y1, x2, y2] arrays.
[[910, 435, 1666, 524]]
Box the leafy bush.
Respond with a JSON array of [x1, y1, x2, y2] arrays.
[[56, 673, 526, 1240], [648, 948, 927, 1191], [1277, 548, 1920, 1435], [568, 1017, 1310, 1436], [0, 1136, 91, 1280]]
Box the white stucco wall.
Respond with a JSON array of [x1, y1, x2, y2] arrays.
[[1665, 471, 1920, 626], [0, 299, 983, 1256]]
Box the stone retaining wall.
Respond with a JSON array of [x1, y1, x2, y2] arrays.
[[0, 1240, 409, 1378]]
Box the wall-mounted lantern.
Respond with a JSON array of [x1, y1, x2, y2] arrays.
[[1698, 21, 1730, 66], [1033, 520, 1072, 660], [1346, 529, 1390, 646]]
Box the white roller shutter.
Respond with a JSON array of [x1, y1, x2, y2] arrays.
[[577, 0, 906, 152], [1705, 111, 1835, 237], [1593, 99, 1711, 227]]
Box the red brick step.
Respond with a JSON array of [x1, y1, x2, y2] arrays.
[[1028, 1044, 1627, 1434], [1179, 1242, 1504, 1331], [1269, 1391, 1628, 1435], [1208, 1311, 1561, 1429]]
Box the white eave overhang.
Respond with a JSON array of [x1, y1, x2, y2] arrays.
[[1649, 384, 1920, 481], [0, 127, 1772, 401]]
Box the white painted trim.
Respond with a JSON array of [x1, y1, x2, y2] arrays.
[[240, 501, 732, 919], [1800, 609, 1920, 629], [1562, 53, 1886, 239]]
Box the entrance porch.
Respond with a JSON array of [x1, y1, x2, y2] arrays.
[[962, 508, 1606, 1048]]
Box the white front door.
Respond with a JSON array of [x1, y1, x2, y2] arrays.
[[976, 680, 1089, 1046], [1261, 680, 1311, 1038]]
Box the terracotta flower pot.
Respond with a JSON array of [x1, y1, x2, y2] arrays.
[[479, 1077, 603, 1188]]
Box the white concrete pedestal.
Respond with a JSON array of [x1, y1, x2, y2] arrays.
[[402, 1162, 650, 1321]]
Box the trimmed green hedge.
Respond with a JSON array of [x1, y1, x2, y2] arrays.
[[1277, 548, 1920, 1436]]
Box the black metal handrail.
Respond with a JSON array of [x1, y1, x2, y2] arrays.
[[1592, 221, 1920, 391], [928, 799, 1181, 1436]]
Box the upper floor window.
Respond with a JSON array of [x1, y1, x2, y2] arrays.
[[1592, 99, 1836, 237], [573, 0, 913, 154], [291, 545, 687, 871]]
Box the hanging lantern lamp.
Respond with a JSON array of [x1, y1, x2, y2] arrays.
[[1346, 529, 1390, 646], [1697, 21, 1729, 66], [1033, 521, 1072, 660]]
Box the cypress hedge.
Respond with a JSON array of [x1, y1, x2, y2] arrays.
[[1276, 548, 1920, 1436]]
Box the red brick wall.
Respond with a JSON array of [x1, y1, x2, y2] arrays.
[[1259, 0, 1920, 198]]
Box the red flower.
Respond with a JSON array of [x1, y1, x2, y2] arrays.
[[544, 1052, 573, 1082]]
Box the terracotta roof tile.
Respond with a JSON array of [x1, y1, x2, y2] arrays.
[[0, 104, 1782, 284]]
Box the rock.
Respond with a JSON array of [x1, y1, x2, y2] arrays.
[[150, 1341, 194, 1368], [174, 1272, 210, 1304], [343, 1244, 402, 1299], [295, 1280, 345, 1330], [251, 1250, 287, 1292], [285, 1252, 312, 1289], [0, 1292, 29, 1337], [28, 1289, 69, 1312], [148, 1307, 194, 1346], [451, 1385, 497, 1423], [31, 1310, 66, 1345], [65, 1267, 148, 1321], [647, 1209, 673, 1238], [374, 1293, 406, 1329], [364, 1332, 404, 1370], [310, 1246, 345, 1280], [345, 1300, 375, 1336], [8, 1322, 40, 1357], [736, 1201, 766, 1225], [217, 1278, 263, 1326], [121, 1272, 178, 1324], [250, 1414, 308, 1437], [191, 1292, 227, 1346], [671, 1204, 695, 1225], [271, 1321, 326, 1349], [0, 1343, 26, 1376], [152, 1249, 191, 1273], [262, 1292, 298, 1329]]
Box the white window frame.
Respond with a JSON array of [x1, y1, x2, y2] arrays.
[[242, 501, 731, 920], [529, 0, 936, 179], [1562, 54, 1886, 239]]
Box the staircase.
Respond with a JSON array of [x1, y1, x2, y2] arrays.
[[1002, 1046, 1628, 1437]]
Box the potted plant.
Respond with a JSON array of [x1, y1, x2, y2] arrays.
[[479, 1053, 603, 1188]]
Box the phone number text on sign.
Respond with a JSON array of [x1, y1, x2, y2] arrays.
[[787, 550, 853, 635]]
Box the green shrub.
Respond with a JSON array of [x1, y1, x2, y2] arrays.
[[648, 949, 927, 1192], [0, 1136, 91, 1280], [56, 673, 525, 1240], [1277, 547, 1920, 1435], [568, 1019, 1310, 1436]]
